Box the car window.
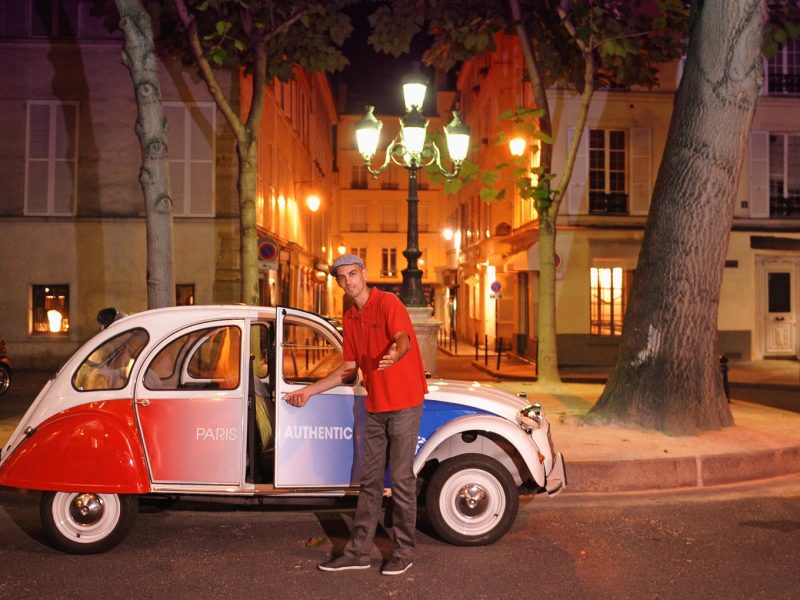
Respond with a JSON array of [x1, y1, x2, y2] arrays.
[[72, 328, 149, 391], [144, 325, 241, 391], [282, 318, 344, 384]]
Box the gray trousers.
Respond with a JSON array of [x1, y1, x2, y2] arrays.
[[343, 403, 423, 561]]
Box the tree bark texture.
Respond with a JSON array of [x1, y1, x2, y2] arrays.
[[115, 0, 175, 309], [588, 0, 763, 435], [238, 133, 259, 306]]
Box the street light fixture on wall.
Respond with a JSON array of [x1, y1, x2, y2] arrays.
[[354, 70, 470, 306]]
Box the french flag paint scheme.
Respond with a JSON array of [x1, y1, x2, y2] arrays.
[[0, 305, 565, 553]]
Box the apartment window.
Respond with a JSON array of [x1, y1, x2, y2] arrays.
[[164, 103, 215, 216], [589, 267, 631, 336], [176, 284, 195, 306], [380, 168, 399, 190], [381, 248, 397, 277], [381, 205, 398, 232], [351, 164, 368, 189], [31, 0, 78, 39], [589, 129, 628, 214], [25, 101, 78, 215], [349, 247, 367, 263], [31, 284, 69, 334], [418, 204, 429, 233], [768, 133, 800, 218], [767, 39, 800, 95], [351, 204, 367, 231]]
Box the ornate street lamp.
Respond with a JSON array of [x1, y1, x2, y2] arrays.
[[354, 73, 470, 306]]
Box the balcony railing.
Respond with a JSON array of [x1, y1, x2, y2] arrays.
[[767, 73, 800, 95], [770, 194, 800, 218], [589, 192, 628, 215]]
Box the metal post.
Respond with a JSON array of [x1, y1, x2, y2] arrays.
[[475, 333, 479, 361], [496, 337, 502, 371], [484, 334, 488, 365], [399, 160, 426, 307]]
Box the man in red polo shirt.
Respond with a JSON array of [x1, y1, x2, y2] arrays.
[[284, 254, 428, 576]]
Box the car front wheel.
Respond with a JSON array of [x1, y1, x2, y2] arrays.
[[425, 453, 519, 546], [40, 491, 138, 554]]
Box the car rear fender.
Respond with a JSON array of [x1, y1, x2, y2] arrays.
[[414, 414, 546, 487], [0, 400, 150, 494]]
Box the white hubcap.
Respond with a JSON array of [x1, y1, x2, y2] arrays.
[[51, 492, 121, 544], [439, 468, 506, 536]]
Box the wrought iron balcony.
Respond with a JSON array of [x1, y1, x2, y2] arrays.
[[767, 73, 800, 95], [589, 192, 628, 215], [770, 194, 800, 218]]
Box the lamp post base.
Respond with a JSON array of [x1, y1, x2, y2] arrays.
[[407, 306, 441, 378]]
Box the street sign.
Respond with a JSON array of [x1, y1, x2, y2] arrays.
[[490, 281, 502, 293], [258, 237, 279, 271]]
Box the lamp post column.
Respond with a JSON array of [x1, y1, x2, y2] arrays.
[[399, 159, 427, 307]]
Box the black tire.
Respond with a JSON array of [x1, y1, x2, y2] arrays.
[[425, 453, 519, 546], [40, 491, 138, 554], [0, 364, 9, 395]]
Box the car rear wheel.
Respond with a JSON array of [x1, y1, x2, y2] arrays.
[[40, 491, 138, 554], [0, 364, 9, 395], [425, 453, 519, 546]]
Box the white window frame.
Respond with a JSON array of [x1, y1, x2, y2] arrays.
[[165, 101, 216, 217], [25, 100, 79, 216], [766, 39, 800, 95]]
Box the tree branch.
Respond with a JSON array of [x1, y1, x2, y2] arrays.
[[171, 0, 244, 139]]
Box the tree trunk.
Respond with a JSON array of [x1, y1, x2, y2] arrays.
[[238, 132, 260, 306], [587, 0, 763, 435], [536, 211, 559, 382], [115, 0, 174, 309]]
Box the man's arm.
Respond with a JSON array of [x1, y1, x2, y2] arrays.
[[378, 331, 410, 370], [283, 360, 357, 407]]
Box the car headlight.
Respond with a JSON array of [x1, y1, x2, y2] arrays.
[[517, 402, 543, 431]]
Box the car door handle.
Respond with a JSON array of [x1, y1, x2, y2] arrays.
[[136, 399, 150, 407]]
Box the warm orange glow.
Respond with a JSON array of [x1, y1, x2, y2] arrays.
[[306, 194, 321, 212], [337, 244, 347, 255], [509, 136, 527, 156], [442, 227, 454, 241]]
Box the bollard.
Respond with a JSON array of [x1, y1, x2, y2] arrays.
[[484, 334, 489, 365], [719, 354, 730, 402], [496, 337, 503, 371], [475, 333, 479, 361]]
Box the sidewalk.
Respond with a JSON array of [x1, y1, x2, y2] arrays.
[[439, 339, 800, 388]]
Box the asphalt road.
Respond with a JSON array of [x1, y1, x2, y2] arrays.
[[1, 476, 800, 599]]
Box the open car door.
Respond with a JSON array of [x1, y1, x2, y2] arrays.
[[274, 307, 366, 489]]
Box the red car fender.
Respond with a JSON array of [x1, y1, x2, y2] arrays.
[[0, 399, 150, 494]]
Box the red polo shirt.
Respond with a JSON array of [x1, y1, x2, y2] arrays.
[[342, 288, 428, 412]]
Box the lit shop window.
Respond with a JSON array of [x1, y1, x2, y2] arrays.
[[176, 284, 195, 306], [32, 284, 69, 334], [589, 267, 631, 336]]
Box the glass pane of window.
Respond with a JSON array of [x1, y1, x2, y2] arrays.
[[590, 267, 626, 336], [145, 326, 241, 390], [72, 329, 149, 391], [31, 284, 69, 334], [768, 272, 791, 313], [281, 320, 343, 384]]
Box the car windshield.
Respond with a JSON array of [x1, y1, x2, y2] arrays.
[[72, 328, 150, 391]]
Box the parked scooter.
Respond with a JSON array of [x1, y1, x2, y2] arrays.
[[0, 335, 10, 395]]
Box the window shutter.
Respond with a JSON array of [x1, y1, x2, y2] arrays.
[[748, 131, 769, 218], [26, 104, 50, 214], [165, 105, 186, 215], [53, 104, 78, 215], [566, 126, 589, 214], [629, 128, 652, 215]]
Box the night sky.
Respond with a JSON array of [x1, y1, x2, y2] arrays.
[[333, 2, 447, 116]]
